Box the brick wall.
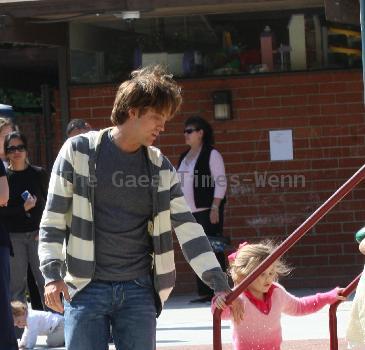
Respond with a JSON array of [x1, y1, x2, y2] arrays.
[[54, 69, 365, 293]]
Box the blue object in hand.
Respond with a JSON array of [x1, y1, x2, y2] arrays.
[[355, 227, 365, 243], [21, 190, 30, 201]]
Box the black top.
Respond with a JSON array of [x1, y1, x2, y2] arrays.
[[0, 161, 11, 251], [0, 165, 48, 233]]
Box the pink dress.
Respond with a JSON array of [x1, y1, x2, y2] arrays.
[[213, 283, 339, 350]]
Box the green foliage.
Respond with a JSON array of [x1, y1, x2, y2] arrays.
[[0, 88, 41, 112]]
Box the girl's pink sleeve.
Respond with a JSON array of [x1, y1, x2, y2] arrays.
[[281, 285, 340, 316], [211, 297, 232, 320]]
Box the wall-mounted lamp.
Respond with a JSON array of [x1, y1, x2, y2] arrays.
[[212, 90, 232, 120]]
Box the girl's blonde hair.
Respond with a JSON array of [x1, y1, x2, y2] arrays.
[[230, 240, 292, 284], [10, 300, 28, 317]]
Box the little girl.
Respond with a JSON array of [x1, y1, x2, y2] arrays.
[[11, 300, 64, 349], [213, 240, 345, 350]]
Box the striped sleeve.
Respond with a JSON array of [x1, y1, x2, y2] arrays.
[[39, 139, 74, 284], [167, 161, 230, 294]]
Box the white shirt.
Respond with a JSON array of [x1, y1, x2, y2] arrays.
[[178, 149, 227, 213], [19, 310, 64, 349]]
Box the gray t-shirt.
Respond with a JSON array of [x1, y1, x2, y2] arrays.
[[93, 131, 153, 281]]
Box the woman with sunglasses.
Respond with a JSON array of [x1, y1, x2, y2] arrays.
[[177, 116, 228, 303], [0, 131, 48, 308]]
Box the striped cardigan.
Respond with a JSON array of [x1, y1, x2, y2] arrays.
[[39, 128, 229, 312]]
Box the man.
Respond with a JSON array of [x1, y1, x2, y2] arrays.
[[66, 118, 92, 137], [38, 66, 231, 350]]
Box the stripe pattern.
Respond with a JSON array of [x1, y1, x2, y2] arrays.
[[39, 128, 229, 309]]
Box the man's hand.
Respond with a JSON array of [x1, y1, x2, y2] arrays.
[[44, 280, 70, 313]]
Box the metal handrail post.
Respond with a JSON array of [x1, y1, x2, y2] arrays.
[[329, 273, 361, 350]]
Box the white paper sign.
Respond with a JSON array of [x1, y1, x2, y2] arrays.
[[269, 130, 293, 161]]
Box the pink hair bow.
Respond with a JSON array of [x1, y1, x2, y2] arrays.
[[228, 242, 248, 263]]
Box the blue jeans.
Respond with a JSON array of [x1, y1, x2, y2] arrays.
[[64, 275, 156, 350]]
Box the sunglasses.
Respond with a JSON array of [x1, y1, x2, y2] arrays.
[[6, 145, 26, 153], [184, 128, 200, 134]]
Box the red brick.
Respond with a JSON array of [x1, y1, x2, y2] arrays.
[[307, 94, 335, 105], [281, 95, 306, 106], [321, 104, 348, 115], [291, 84, 320, 95], [265, 86, 292, 96], [70, 109, 92, 118], [336, 93, 363, 103], [253, 97, 281, 107], [70, 86, 91, 98], [77, 97, 104, 108], [236, 86, 265, 98], [91, 107, 112, 118], [235, 98, 253, 109], [347, 103, 365, 113], [319, 82, 345, 93], [337, 114, 364, 124]]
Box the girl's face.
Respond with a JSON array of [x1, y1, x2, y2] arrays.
[[247, 263, 277, 300], [13, 313, 27, 328], [6, 137, 27, 165]]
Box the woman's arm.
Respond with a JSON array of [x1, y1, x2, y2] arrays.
[[0, 161, 8, 206], [209, 150, 227, 223], [0, 175, 9, 206], [209, 150, 227, 200]]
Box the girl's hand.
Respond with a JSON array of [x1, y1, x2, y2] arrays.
[[231, 298, 245, 323], [335, 288, 347, 301], [210, 208, 219, 224]]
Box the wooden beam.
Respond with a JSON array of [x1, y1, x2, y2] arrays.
[[0, 0, 140, 18], [0, 19, 67, 46], [0, 68, 57, 90], [0, 0, 323, 19], [143, 0, 324, 18]]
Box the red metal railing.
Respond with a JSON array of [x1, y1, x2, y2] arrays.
[[329, 273, 361, 350], [213, 163, 365, 350]]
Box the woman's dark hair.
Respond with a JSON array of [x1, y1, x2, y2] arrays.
[[184, 116, 214, 146], [4, 131, 28, 154]]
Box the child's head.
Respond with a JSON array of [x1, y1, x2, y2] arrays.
[[11, 300, 28, 328], [229, 241, 292, 288]]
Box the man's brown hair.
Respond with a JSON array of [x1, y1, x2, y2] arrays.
[[11, 300, 27, 317], [110, 65, 182, 125]]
